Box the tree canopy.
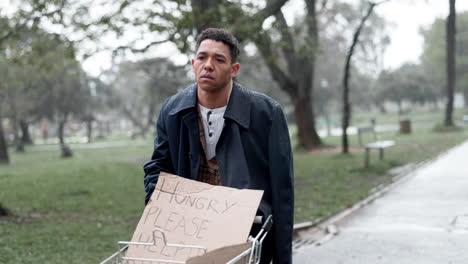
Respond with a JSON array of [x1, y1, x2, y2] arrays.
[[422, 10, 468, 106]]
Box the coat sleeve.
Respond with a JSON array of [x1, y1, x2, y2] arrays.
[[143, 101, 175, 204], [268, 105, 294, 264]]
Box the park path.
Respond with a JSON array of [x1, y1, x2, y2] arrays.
[[294, 139, 468, 264]]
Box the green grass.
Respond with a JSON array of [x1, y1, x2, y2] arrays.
[[1, 112, 468, 263], [0, 143, 153, 264], [316, 107, 468, 130]]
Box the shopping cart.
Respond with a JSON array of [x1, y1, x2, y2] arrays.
[[100, 215, 273, 264]]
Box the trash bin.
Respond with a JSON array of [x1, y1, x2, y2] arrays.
[[400, 119, 411, 134]]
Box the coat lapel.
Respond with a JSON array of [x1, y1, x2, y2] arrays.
[[182, 110, 201, 181], [224, 82, 251, 129]]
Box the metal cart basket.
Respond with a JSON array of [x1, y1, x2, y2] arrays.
[[100, 215, 273, 264]]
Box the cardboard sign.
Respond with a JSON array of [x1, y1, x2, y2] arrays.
[[186, 242, 252, 264], [124, 173, 263, 263]]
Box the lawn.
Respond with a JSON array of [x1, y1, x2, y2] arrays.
[[1, 111, 468, 263], [0, 142, 150, 264]]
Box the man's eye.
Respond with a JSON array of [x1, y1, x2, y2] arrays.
[[198, 56, 205, 60], [217, 59, 225, 63]]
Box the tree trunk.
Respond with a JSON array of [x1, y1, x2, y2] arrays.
[[397, 101, 403, 118], [0, 112, 9, 164], [20, 120, 33, 145], [377, 102, 387, 114], [58, 119, 65, 146], [41, 119, 49, 143], [463, 87, 468, 108], [12, 120, 24, 153], [58, 114, 73, 158], [293, 92, 321, 148], [257, 1, 322, 149], [192, 0, 222, 35], [8, 87, 24, 153], [445, 0, 456, 127], [15, 138, 24, 152], [300, 0, 322, 148], [342, 2, 377, 154], [324, 110, 331, 137], [86, 117, 93, 143]]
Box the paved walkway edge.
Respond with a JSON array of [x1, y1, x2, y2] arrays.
[[292, 144, 461, 251]]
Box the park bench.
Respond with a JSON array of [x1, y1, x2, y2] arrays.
[[357, 126, 395, 168], [463, 115, 468, 125]]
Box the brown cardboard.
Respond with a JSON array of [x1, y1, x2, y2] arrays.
[[186, 242, 252, 264], [124, 173, 263, 263]]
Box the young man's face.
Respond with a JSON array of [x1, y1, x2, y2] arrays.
[[192, 39, 240, 93]]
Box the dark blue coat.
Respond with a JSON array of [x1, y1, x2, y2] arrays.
[[143, 82, 294, 263]]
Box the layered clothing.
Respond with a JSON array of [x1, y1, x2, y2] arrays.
[[143, 82, 294, 263]]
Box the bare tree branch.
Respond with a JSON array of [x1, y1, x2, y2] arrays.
[[274, 11, 297, 75], [255, 0, 289, 23], [254, 32, 296, 96], [318, 0, 329, 13], [342, 0, 391, 153], [112, 39, 170, 56], [0, 0, 66, 43], [372, 0, 392, 5]]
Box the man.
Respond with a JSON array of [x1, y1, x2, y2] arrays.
[[143, 28, 294, 264]]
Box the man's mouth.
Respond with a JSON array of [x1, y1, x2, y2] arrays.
[[200, 74, 214, 80]]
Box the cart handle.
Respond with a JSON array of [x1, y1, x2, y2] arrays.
[[261, 215, 273, 232]]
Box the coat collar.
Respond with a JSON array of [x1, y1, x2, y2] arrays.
[[169, 83, 198, 115], [169, 82, 251, 129]]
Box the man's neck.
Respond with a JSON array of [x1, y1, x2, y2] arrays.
[[197, 81, 233, 109]]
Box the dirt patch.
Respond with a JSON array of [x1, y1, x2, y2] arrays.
[[306, 146, 363, 154]]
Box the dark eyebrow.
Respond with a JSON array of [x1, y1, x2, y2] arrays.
[[196, 51, 227, 60], [214, 53, 227, 60]]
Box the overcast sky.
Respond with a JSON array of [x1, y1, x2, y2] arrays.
[[282, 0, 468, 70], [375, 0, 468, 69]]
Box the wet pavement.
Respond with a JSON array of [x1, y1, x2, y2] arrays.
[[294, 140, 468, 264]]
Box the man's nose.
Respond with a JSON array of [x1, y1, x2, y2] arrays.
[[203, 57, 214, 71]]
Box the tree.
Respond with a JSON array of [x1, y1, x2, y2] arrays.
[[375, 63, 439, 115], [422, 10, 468, 113], [341, 0, 389, 153], [311, 1, 389, 132], [1, 35, 47, 152], [254, 1, 323, 149], [0, 0, 66, 163], [80, 76, 110, 143], [42, 40, 88, 157], [0, 82, 9, 164], [237, 53, 290, 112], [74, 0, 329, 149], [2, 27, 90, 157], [106, 57, 190, 138], [445, 0, 456, 127]]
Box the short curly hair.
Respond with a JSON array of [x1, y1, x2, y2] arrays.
[[195, 28, 240, 63]]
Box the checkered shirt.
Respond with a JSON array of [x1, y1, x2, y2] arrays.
[[197, 109, 222, 185]]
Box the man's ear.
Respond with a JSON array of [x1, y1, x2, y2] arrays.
[[231, 63, 240, 77]]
